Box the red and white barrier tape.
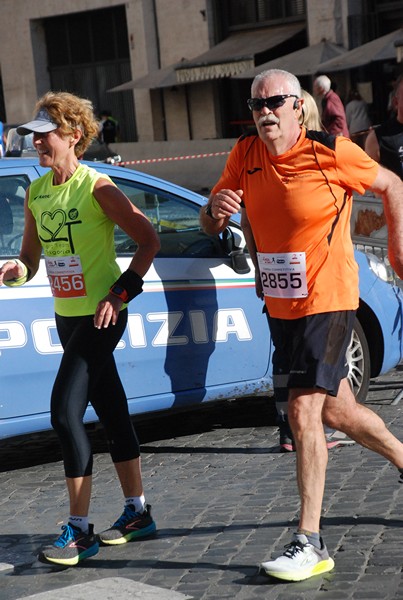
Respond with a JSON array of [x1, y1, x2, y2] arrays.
[[117, 150, 230, 166]]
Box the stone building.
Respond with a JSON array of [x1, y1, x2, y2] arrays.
[[0, 0, 402, 151]]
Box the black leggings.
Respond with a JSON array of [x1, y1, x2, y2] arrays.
[[51, 309, 140, 478]]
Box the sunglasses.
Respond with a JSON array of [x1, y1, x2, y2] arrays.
[[247, 95, 299, 111]]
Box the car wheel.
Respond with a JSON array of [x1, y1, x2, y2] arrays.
[[346, 318, 371, 403]]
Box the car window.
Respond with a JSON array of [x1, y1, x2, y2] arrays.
[[112, 176, 225, 258], [0, 175, 30, 257]]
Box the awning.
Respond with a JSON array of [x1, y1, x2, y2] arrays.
[[316, 28, 403, 72], [109, 23, 305, 91], [175, 23, 305, 83], [109, 62, 185, 92], [233, 39, 347, 79]]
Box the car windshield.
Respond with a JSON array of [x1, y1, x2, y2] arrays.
[[5, 129, 37, 157]]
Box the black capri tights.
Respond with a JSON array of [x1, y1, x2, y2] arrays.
[[51, 309, 140, 478]]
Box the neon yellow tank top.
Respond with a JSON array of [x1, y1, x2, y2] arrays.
[[28, 163, 122, 316]]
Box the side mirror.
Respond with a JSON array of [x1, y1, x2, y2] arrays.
[[221, 227, 251, 274]]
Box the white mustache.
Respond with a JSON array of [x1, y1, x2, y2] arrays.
[[258, 115, 279, 126]]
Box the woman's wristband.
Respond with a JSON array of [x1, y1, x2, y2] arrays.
[[3, 259, 30, 287], [109, 269, 144, 303]]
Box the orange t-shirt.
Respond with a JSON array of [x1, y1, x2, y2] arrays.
[[212, 128, 379, 319]]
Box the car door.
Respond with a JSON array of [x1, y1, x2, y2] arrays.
[[0, 163, 272, 438], [0, 165, 61, 432], [109, 173, 272, 414]]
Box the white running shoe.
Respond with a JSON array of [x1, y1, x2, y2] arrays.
[[260, 533, 335, 582]]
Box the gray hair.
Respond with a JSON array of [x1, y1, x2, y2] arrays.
[[314, 75, 331, 93], [251, 69, 301, 96]]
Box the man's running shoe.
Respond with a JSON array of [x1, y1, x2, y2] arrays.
[[279, 420, 295, 452], [325, 430, 355, 449], [39, 523, 99, 566], [260, 533, 335, 582], [99, 503, 156, 545]]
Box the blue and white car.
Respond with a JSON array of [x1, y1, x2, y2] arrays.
[[0, 158, 402, 440]]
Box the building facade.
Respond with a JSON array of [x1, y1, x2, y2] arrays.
[[0, 0, 402, 144]]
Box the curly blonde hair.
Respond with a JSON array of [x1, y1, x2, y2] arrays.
[[33, 91, 99, 157]]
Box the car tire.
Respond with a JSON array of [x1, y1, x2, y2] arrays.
[[347, 318, 371, 403]]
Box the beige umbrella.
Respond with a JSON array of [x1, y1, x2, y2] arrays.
[[233, 40, 347, 80], [316, 28, 403, 72]]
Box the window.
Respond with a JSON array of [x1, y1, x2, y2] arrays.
[[0, 175, 30, 257], [112, 177, 225, 258], [220, 0, 306, 30], [44, 6, 129, 67]]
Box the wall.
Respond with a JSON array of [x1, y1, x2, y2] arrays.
[[0, 0, 217, 142], [0, 0, 127, 123]]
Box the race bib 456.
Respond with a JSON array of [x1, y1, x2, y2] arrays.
[[45, 255, 87, 298]]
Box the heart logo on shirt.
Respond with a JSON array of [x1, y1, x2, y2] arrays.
[[40, 209, 66, 241]]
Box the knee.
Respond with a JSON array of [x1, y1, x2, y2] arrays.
[[288, 391, 324, 435], [50, 410, 70, 436], [50, 401, 81, 438]]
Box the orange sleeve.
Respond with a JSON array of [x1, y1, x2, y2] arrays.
[[211, 137, 250, 195], [334, 137, 379, 195]]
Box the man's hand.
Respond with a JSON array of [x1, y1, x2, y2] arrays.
[[255, 270, 263, 299], [200, 189, 244, 235], [94, 293, 124, 329], [209, 188, 243, 220]]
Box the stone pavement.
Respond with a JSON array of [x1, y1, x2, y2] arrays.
[[1, 370, 403, 600]]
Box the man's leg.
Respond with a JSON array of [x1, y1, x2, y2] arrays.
[[288, 388, 327, 533], [261, 387, 334, 581], [323, 378, 403, 468]]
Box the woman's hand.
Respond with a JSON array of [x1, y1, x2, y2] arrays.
[[0, 260, 25, 285], [94, 293, 124, 329]]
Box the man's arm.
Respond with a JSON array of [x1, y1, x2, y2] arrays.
[[241, 206, 263, 299], [364, 129, 380, 162], [370, 165, 403, 277], [200, 188, 243, 235]]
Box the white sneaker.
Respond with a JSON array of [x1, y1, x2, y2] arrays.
[[260, 533, 335, 582]]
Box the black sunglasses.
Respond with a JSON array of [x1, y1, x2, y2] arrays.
[[247, 95, 299, 111]]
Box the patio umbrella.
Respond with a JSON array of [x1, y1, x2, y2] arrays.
[[316, 28, 403, 72], [233, 40, 347, 79], [109, 61, 187, 91]]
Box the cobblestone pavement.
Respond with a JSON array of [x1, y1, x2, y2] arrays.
[[1, 367, 403, 599]]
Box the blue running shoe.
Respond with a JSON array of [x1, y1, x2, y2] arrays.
[[39, 523, 99, 566], [99, 503, 156, 545]]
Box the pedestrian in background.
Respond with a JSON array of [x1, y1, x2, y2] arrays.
[[0, 120, 4, 157], [313, 74, 349, 137], [365, 74, 403, 179], [100, 109, 119, 145], [345, 89, 371, 148], [300, 88, 322, 130], [0, 91, 159, 566], [200, 68, 403, 582]]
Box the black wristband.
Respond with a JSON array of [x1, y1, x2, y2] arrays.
[[113, 269, 144, 302], [204, 203, 219, 220]]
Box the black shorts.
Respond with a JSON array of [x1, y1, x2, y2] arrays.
[[267, 310, 356, 397]]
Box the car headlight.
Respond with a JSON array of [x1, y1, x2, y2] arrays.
[[366, 252, 394, 283]]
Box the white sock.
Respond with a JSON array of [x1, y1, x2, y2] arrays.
[[125, 494, 145, 513], [69, 515, 89, 533]]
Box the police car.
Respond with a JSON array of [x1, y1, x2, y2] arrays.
[[0, 158, 402, 440]]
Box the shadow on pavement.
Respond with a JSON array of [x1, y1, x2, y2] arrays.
[[0, 397, 277, 471]]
